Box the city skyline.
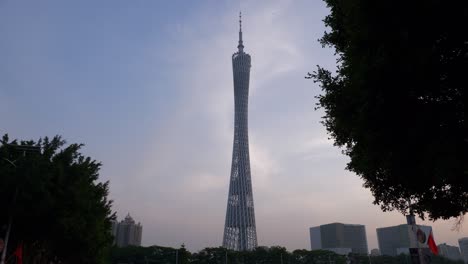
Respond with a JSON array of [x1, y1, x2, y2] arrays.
[[1, 0, 467, 252]]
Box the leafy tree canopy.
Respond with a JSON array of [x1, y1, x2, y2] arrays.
[[0, 134, 114, 263], [310, 0, 467, 220], [110, 246, 346, 264], [110, 245, 463, 264], [110, 245, 190, 264]]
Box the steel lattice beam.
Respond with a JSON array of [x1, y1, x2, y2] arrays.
[[222, 15, 258, 251]]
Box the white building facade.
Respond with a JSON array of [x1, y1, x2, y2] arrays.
[[112, 213, 143, 247]]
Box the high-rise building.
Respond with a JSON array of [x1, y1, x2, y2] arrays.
[[112, 213, 143, 247], [370, 248, 381, 256], [111, 219, 118, 243], [309, 223, 369, 255], [376, 224, 432, 256], [459, 238, 468, 264], [438, 243, 462, 261], [223, 13, 257, 251]]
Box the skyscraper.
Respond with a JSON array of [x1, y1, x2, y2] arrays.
[[437, 243, 463, 261], [310, 223, 369, 255], [376, 224, 433, 256], [112, 213, 143, 247], [459, 238, 468, 263], [222, 13, 258, 251]]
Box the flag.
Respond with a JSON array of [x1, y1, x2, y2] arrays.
[[427, 231, 438, 255], [13, 243, 22, 264]]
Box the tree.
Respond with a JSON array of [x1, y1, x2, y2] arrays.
[[288, 249, 345, 264], [310, 0, 467, 220], [0, 134, 115, 263], [109, 245, 190, 264]]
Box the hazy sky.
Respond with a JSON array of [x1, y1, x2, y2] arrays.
[[1, 0, 466, 252]]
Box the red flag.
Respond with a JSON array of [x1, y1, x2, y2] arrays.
[[13, 243, 23, 264], [427, 231, 438, 255]]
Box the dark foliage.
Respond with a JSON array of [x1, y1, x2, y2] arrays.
[[110, 245, 190, 264], [0, 134, 115, 263], [350, 253, 464, 264], [310, 0, 468, 220], [110, 245, 464, 264], [110, 246, 345, 264]]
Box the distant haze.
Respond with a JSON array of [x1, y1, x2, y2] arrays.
[[1, 0, 466, 252]]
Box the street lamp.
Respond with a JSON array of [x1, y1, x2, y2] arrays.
[[0, 144, 40, 264]]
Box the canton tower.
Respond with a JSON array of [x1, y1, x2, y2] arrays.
[[222, 13, 258, 251]]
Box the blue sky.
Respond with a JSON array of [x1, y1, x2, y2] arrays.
[[1, 0, 466, 252]]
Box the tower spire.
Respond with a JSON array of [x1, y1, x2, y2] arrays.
[[238, 12, 244, 52]]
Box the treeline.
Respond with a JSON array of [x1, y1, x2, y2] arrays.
[[0, 135, 114, 263], [110, 245, 464, 264]]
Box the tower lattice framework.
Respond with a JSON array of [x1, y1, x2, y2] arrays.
[[222, 13, 258, 251]]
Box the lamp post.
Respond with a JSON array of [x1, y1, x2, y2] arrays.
[[0, 144, 41, 264]]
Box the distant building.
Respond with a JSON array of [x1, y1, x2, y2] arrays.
[[438, 243, 462, 261], [459, 238, 468, 264], [112, 213, 143, 247], [310, 223, 368, 255], [376, 224, 432, 256], [111, 219, 118, 240], [370, 248, 380, 256]]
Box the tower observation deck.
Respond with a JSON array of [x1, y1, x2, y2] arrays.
[[222, 13, 258, 251]]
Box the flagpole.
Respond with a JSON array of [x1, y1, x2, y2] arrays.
[[406, 200, 421, 264]]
